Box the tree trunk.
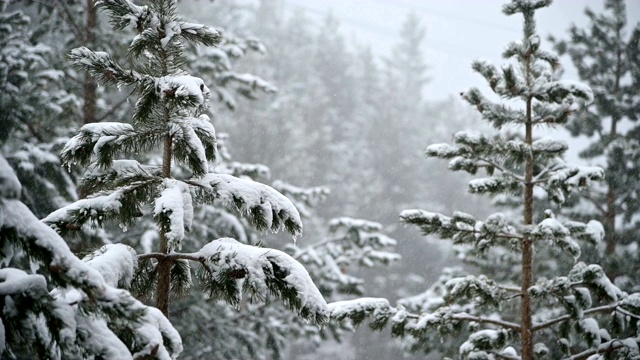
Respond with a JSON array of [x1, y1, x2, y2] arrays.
[[83, 0, 98, 125], [521, 95, 534, 360], [157, 130, 173, 316], [605, 34, 622, 257]]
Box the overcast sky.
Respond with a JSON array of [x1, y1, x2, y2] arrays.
[[283, 0, 640, 101]]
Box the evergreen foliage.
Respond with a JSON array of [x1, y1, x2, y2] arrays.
[[550, 0, 640, 288], [0, 5, 79, 219], [46, 0, 330, 331], [0, 155, 181, 359], [327, 1, 640, 359]]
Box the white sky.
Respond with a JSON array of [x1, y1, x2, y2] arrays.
[[282, 0, 640, 162], [283, 0, 640, 101]]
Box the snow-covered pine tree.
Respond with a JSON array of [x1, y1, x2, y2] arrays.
[[0, 5, 79, 219], [327, 1, 640, 359], [550, 0, 640, 286], [0, 154, 182, 359], [42, 0, 329, 328]]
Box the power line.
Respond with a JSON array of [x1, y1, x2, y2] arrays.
[[283, 0, 495, 59], [372, 0, 520, 33]]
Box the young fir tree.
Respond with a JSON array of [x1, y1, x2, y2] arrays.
[[328, 1, 640, 359], [0, 5, 79, 219], [42, 0, 329, 329], [0, 154, 181, 359], [549, 0, 640, 285]]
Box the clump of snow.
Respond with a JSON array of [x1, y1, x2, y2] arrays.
[[328, 298, 391, 318], [156, 75, 210, 107], [193, 173, 303, 236], [196, 238, 329, 323], [83, 244, 138, 288], [0, 155, 22, 199], [532, 137, 568, 153], [154, 180, 193, 250], [42, 189, 125, 227]]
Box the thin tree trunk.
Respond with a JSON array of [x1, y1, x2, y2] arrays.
[[521, 95, 534, 360], [157, 113, 173, 316], [605, 33, 622, 257], [77, 0, 98, 201], [83, 0, 98, 125]]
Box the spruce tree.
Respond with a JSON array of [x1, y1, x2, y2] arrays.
[[0, 154, 181, 359], [328, 1, 640, 358], [43, 0, 329, 329], [0, 5, 79, 219], [550, 0, 640, 284]]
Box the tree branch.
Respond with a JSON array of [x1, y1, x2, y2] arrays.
[[451, 313, 522, 331], [477, 157, 525, 182], [532, 304, 617, 331], [96, 97, 129, 123], [567, 339, 630, 360], [55, 0, 85, 42]]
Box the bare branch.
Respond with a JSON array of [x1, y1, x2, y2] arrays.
[[55, 0, 85, 42]]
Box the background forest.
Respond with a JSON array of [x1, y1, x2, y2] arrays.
[[1, 0, 639, 359]]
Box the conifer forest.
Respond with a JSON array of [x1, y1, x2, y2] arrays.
[[2, 0, 640, 359]]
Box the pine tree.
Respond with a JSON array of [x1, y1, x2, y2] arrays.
[[328, 1, 640, 358], [0, 5, 79, 219], [42, 0, 329, 331], [0, 153, 182, 359], [550, 0, 640, 284]]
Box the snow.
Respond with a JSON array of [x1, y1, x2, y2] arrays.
[[82, 122, 134, 137], [578, 318, 601, 347], [220, 72, 278, 93], [0, 155, 22, 199], [195, 238, 329, 322], [329, 217, 381, 232], [328, 297, 390, 318], [154, 180, 193, 250], [133, 307, 183, 360], [42, 189, 125, 228], [425, 143, 458, 157], [532, 137, 568, 153], [161, 21, 180, 48], [586, 220, 605, 243], [83, 244, 138, 288], [459, 329, 507, 355], [543, 79, 594, 104], [193, 173, 303, 236], [140, 229, 158, 254], [157, 75, 210, 107], [170, 117, 209, 171], [3, 198, 183, 358], [0, 268, 47, 298]]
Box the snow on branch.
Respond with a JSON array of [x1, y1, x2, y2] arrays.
[[169, 116, 211, 176], [157, 75, 210, 109], [544, 163, 605, 205], [1, 197, 182, 359], [400, 210, 521, 249], [192, 238, 329, 324], [272, 180, 329, 218], [83, 244, 138, 288], [154, 180, 193, 250], [535, 80, 594, 105], [43, 179, 161, 235], [287, 216, 400, 298], [81, 159, 161, 195], [69, 47, 146, 88], [217, 72, 278, 94], [191, 173, 303, 236]]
